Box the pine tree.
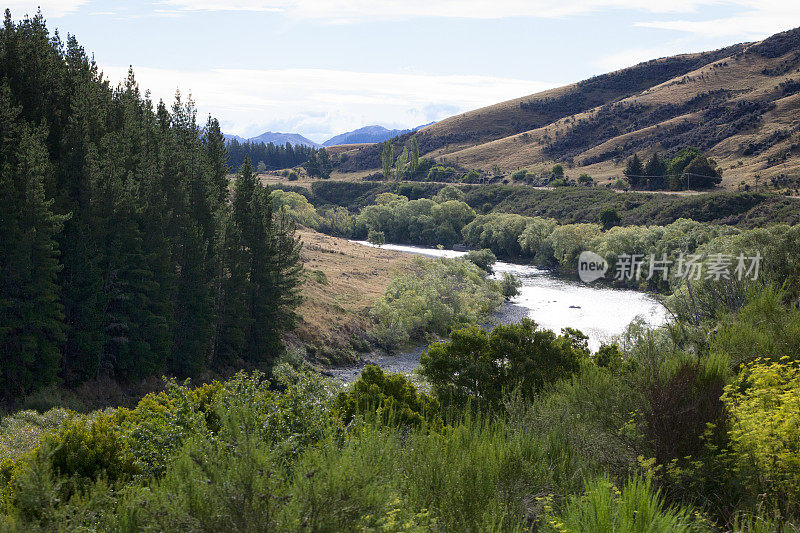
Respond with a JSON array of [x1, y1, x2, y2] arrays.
[[305, 151, 320, 177], [317, 148, 332, 178], [0, 86, 65, 399], [202, 115, 230, 204], [624, 153, 644, 189], [644, 153, 667, 190]]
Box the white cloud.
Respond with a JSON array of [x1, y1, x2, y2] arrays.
[[158, 0, 721, 20], [636, 0, 800, 39], [100, 65, 558, 142], [5, 0, 88, 18]]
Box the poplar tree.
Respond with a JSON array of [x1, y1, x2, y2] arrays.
[[381, 141, 393, 179]]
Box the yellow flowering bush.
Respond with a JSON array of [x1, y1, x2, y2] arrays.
[[722, 357, 800, 510]]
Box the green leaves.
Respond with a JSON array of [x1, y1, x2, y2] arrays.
[[420, 318, 585, 409]]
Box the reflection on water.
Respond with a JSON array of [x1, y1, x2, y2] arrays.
[[353, 241, 669, 351]]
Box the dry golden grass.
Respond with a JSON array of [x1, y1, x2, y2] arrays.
[[334, 33, 800, 190], [287, 229, 413, 361]]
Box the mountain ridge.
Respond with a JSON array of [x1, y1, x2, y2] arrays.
[[333, 27, 800, 189]]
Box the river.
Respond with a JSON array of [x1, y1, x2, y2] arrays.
[[328, 241, 669, 382]]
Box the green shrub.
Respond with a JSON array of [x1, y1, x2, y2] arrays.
[[115, 380, 210, 478], [271, 189, 321, 229], [335, 365, 439, 427], [542, 475, 701, 532], [500, 272, 522, 299], [510, 169, 528, 181], [465, 248, 497, 273], [367, 229, 385, 246], [371, 257, 503, 349], [421, 319, 586, 409]]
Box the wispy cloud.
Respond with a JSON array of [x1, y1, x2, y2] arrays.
[[636, 0, 800, 39], [158, 0, 721, 20], [6, 0, 89, 18], [100, 65, 559, 142]]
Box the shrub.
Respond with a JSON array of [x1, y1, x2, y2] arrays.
[[510, 169, 528, 182], [335, 365, 439, 427], [115, 380, 210, 478], [421, 319, 586, 409], [644, 355, 729, 468], [722, 358, 800, 513], [465, 248, 497, 273], [270, 189, 321, 229], [370, 257, 503, 349], [36, 414, 137, 492], [542, 475, 699, 532], [367, 229, 385, 246], [500, 273, 522, 299], [598, 207, 621, 230]]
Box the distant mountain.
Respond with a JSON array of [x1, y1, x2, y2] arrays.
[[223, 133, 248, 143], [322, 123, 435, 147], [223, 131, 320, 148]]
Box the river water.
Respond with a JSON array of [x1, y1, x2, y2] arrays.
[[328, 241, 669, 381]]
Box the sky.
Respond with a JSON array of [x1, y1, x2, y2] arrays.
[[7, 1, 800, 143]]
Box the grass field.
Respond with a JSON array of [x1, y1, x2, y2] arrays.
[[289, 229, 413, 364]]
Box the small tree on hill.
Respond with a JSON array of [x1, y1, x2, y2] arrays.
[[644, 153, 667, 190], [624, 153, 644, 188], [682, 155, 722, 190]]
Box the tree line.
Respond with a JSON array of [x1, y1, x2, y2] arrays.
[[624, 147, 722, 190], [0, 11, 303, 402], [225, 138, 316, 173]]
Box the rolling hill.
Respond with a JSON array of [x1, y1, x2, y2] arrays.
[[334, 27, 800, 189]]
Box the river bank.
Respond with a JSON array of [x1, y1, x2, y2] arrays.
[[326, 241, 668, 382]]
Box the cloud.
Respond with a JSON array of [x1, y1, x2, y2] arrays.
[[636, 0, 800, 39], [100, 65, 558, 142], [158, 0, 722, 20], [5, 0, 88, 18]]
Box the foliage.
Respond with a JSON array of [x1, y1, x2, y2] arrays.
[[462, 213, 531, 257], [464, 248, 497, 273], [367, 229, 386, 246], [421, 319, 586, 409], [335, 365, 439, 427], [225, 138, 315, 172], [370, 258, 503, 349], [598, 207, 621, 230], [722, 358, 800, 514], [0, 15, 305, 400], [542, 475, 700, 532], [270, 189, 321, 229], [500, 273, 522, 299]]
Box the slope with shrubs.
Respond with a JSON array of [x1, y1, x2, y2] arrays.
[[335, 26, 800, 188]]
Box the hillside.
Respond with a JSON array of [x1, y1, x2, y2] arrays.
[[336, 27, 800, 188]]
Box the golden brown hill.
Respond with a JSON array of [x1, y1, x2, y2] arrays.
[[336, 27, 800, 189]]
